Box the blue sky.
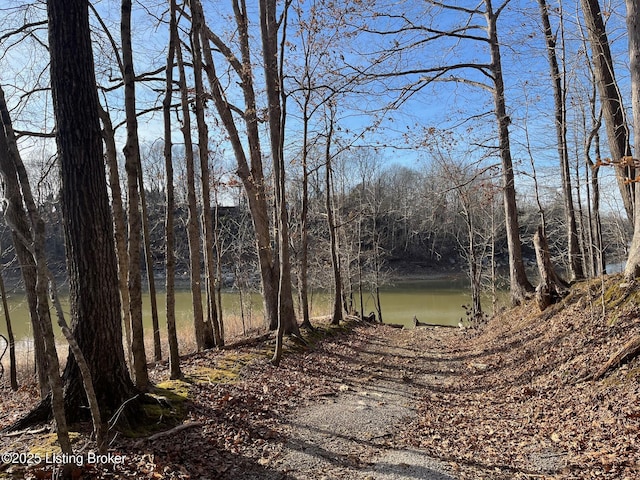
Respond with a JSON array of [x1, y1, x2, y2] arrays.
[[0, 0, 633, 214]]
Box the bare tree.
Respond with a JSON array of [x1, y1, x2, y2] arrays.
[[538, 0, 583, 281], [164, 0, 182, 379], [48, 0, 137, 422], [323, 106, 344, 325], [121, 0, 148, 391], [623, 0, 640, 279], [0, 82, 72, 466], [174, 19, 211, 351], [352, 0, 533, 304], [189, 0, 223, 347], [99, 106, 133, 367], [193, 0, 299, 336], [580, 0, 634, 220]]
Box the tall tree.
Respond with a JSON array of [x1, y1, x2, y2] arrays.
[[353, 0, 533, 304], [485, 0, 534, 303], [623, 0, 640, 279], [580, 0, 634, 220], [195, 0, 299, 335], [0, 83, 73, 464], [164, 0, 182, 379], [189, 0, 223, 347], [323, 107, 344, 325], [175, 23, 211, 351], [538, 0, 583, 281], [260, 0, 300, 364], [47, 0, 136, 420], [121, 0, 149, 391], [99, 106, 133, 368]]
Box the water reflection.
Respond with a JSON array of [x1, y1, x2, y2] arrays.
[[0, 276, 483, 342]]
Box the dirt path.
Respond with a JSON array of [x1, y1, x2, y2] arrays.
[[266, 327, 456, 480], [5, 279, 640, 479]]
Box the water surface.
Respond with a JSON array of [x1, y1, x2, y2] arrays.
[[0, 276, 480, 344]]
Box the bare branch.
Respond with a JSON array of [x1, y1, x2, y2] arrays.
[[0, 20, 47, 43]]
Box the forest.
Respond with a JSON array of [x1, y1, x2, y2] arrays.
[[1, 0, 640, 478]]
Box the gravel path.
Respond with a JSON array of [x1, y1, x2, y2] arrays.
[[271, 330, 456, 480]]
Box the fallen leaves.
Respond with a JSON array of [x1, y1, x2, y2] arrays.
[[2, 281, 640, 479]]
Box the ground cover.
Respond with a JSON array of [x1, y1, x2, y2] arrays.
[[1, 274, 639, 479]]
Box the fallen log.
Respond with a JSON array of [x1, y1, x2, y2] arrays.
[[593, 336, 640, 380], [385, 323, 405, 329]]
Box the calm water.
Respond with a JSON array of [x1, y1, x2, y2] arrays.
[[0, 276, 478, 343]]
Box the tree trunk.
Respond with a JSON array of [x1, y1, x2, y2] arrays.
[[138, 172, 162, 361], [98, 106, 133, 368], [538, 0, 583, 281], [122, 0, 149, 391], [0, 259, 17, 390], [533, 225, 568, 311], [191, 3, 222, 347], [486, 0, 533, 304], [164, 0, 182, 380], [298, 96, 312, 329], [0, 102, 71, 459], [580, 0, 634, 220], [585, 94, 605, 276], [324, 114, 343, 325], [624, 0, 640, 279], [175, 27, 208, 351], [260, 0, 299, 338], [13, 233, 47, 396], [47, 0, 136, 421], [198, 0, 297, 334], [0, 92, 48, 397]]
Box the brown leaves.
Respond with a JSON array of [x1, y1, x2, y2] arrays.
[[403, 276, 640, 479]]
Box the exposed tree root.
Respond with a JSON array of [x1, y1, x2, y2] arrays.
[[221, 332, 272, 350], [2, 392, 148, 435], [2, 394, 52, 433], [133, 422, 203, 447]]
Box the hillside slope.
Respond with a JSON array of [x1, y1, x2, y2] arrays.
[[406, 273, 640, 479], [2, 274, 639, 479]]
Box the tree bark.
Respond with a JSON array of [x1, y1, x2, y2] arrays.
[[624, 0, 640, 279], [47, 0, 136, 421], [260, 0, 299, 338], [324, 111, 344, 325], [198, 0, 298, 335], [538, 0, 583, 281], [299, 107, 312, 329], [164, 0, 182, 379], [486, 0, 533, 304], [98, 106, 133, 368], [175, 23, 208, 352], [580, 0, 634, 220], [122, 0, 149, 391], [0, 91, 48, 397], [139, 171, 162, 361], [191, 1, 222, 348], [534, 226, 568, 311], [585, 93, 605, 276], [1, 87, 74, 457]]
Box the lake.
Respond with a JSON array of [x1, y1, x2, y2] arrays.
[[0, 276, 480, 346]]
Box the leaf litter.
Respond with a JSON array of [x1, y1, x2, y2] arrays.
[[1, 274, 640, 479]]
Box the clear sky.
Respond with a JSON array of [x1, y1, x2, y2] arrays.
[[0, 0, 632, 214]]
